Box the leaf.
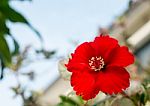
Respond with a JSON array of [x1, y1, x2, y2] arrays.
[[0, 35, 12, 64], [11, 37, 20, 56], [140, 93, 145, 105], [0, 1, 43, 40], [59, 95, 80, 106], [0, 19, 10, 35], [6, 7, 43, 40], [3, 7, 28, 23], [0, 0, 8, 6], [0, 59, 5, 79], [76, 96, 84, 105]]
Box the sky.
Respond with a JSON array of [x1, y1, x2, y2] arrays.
[[0, 0, 129, 106]]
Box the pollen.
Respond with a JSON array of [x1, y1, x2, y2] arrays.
[[89, 56, 105, 71]]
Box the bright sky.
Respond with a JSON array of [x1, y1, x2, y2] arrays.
[[0, 0, 129, 106]]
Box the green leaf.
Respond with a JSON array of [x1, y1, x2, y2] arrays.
[[0, 18, 10, 35], [11, 37, 20, 55], [0, 0, 28, 23], [3, 7, 28, 23], [0, 1, 43, 40], [0, 59, 5, 79], [0, 0, 9, 6], [140, 93, 145, 105], [76, 96, 84, 105], [0, 35, 12, 64], [6, 7, 42, 40], [59, 95, 80, 106]]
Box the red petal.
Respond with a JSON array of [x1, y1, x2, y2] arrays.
[[66, 42, 95, 72], [108, 46, 134, 67], [90, 35, 119, 62], [66, 62, 90, 73], [96, 67, 130, 95], [71, 72, 99, 100], [73, 42, 95, 63]]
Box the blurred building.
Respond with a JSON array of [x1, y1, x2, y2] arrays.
[[39, 0, 150, 105], [109, 0, 150, 68]]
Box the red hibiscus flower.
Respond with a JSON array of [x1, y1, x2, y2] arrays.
[[65, 35, 134, 100]]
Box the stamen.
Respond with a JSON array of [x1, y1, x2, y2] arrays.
[[89, 56, 105, 71]]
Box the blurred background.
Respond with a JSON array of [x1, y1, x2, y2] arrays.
[[0, 0, 150, 106]]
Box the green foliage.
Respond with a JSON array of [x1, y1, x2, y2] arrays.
[[0, 0, 42, 79], [57, 95, 81, 106], [0, 35, 11, 64], [11, 37, 19, 55]]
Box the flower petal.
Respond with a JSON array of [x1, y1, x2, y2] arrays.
[[66, 62, 90, 73], [71, 72, 99, 100], [66, 42, 95, 72], [73, 42, 95, 63], [96, 66, 130, 95], [90, 35, 119, 62], [108, 46, 134, 67]]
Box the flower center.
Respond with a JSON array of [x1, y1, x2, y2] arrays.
[[89, 56, 105, 71]]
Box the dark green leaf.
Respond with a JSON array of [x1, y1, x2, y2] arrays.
[[140, 93, 145, 105], [0, 0, 9, 6], [0, 35, 12, 64], [0, 0, 28, 24], [4, 7, 28, 23], [11, 37, 20, 55], [0, 19, 10, 35], [0, 59, 5, 79]]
